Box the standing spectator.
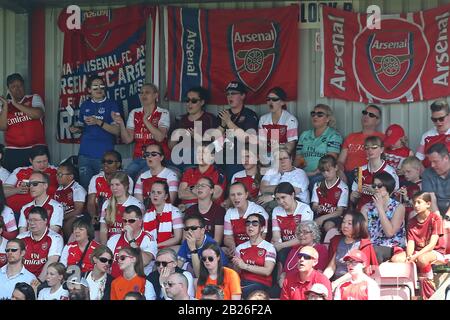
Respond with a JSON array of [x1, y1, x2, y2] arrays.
[[338, 104, 384, 184], [113, 83, 170, 181], [54, 162, 87, 242], [37, 262, 69, 300], [110, 247, 156, 300], [280, 246, 332, 300], [383, 124, 413, 173], [0, 144, 10, 183], [230, 148, 262, 201], [196, 243, 241, 300], [17, 207, 64, 282], [162, 273, 193, 300], [134, 143, 179, 206], [0, 239, 36, 300], [85, 245, 114, 300], [398, 157, 423, 222], [0, 73, 47, 172], [69, 75, 120, 190], [0, 184, 18, 240], [232, 213, 276, 299], [416, 100, 450, 168], [422, 143, 450, 218], [334, 249, 380, 300]]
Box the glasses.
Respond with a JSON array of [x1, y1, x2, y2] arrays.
[[245, 220, 260, 227], [298, 252, 315, 260], [102, 159, 119, 164], [56, 173, 71, 178], [226, 91, 241, 96], [5, 248, 19, 253], [27, 218, 44, 223], [196, 183, 212, 189], [362, 110, 379, 119], [297, 230, 313, 235], [201, 256, 215, 262], [364, 145, 380, 150], [143, 151, 162, 158], [372, 183, 384, 189], [155, 261, 174, 267], [266, 96, 281, 102], [185, 98, 201, 104], [310, 111, 327, 118], [183, 226, 201, 231], [29, 181, 46, 187], [91, 84, 106, 90], [98, 257, 113, 265], [431, 114, 448, 123], [123, 218, 139, 224], [117, 255, 133, 262]]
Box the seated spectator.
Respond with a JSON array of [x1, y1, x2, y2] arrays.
[[99, 172, 143, 244], [11, 282, 36, 300], [0, 185, 17, 239], [112, 83, 170, 181], [124, 291, 146, 300], [0, 217, 6, 268], [87, 150, 133, 228], [4, 146, 57, 216], [196, 243, 241, 300], [247, 289, 270, 300], [18, 171, 64, 234], [162, 272, 194, 300], [232, 213, 276, 299], [383, 124, 413, 173], [60, 217, 100, 274], [85, 245, 114, 300], [305, 283, 329, 300], [200, 284, 225, 300], [37, 262, 69, 300], [280, 246, 332, 300], [397, 156, 423, 221], [334, 249, 380, 300], [147, 248, 194, 300], [311, 155, 348, 233], [0, 144, 10, 183], [361, 172, 406, 263], [405, 192, 447, 299], [184, 177, 225, 245], [143, 181, 183, 250], [66, 276, 90, 300], [134, 143, 179, 206], [350, 136, 399, 211], [230, 148, 261, 201], [324, 211, 378, 281], [110, 247, 156, 300], [107, 205, 157, 278], [54, 161, 87, 242], [177, 214, 228, 278], [223, 182, 269, 257]]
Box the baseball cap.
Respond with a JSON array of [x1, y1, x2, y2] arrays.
[[343, 249, 367, 266], [305, 283, 328, 298], [225, 81, 247, 94], [66, 276, 89, 288], [384, 124, 405, 148]]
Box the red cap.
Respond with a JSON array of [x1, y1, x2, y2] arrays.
[[343, 249, 368, 266], [384, 124, 405, 147]]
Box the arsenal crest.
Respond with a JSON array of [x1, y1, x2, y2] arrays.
[[41, 242, 49, 251], [81, 9, 112, 52], [228, 19, 280, 92], [257, 249, 264, 257]]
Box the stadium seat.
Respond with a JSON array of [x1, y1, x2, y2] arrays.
[[371, 262, 418, 300]]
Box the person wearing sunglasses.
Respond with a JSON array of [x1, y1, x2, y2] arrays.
[[0, 183, 18, 240], [134, 143, 179, 206], [196, 243, 241, 300], [18, 171, 64, 235], [69, 75, 121, 190], [143, 181, 183, 250], [416, 100, 450, 168], [110, 247, 156, 300], [361, 172, 406, 264], [280, 246, 331, 300], [295, 104, 343, 195], [258, 87, 298, 164], [99, 171, 143, 245], [337, 104, 384, 186], [0, 238, 37, 299], [85, 245, 114, 300], [232, 213, 276, 299], [107, 205, 157, 278], [350, 136, 399, 211], [162, 272, 193, 300]]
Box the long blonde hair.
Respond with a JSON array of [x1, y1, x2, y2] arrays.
[[105, 171, 130, 225]]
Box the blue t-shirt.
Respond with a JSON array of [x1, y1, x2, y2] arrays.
[[178, 234, 229, 266], [78, 97, 119, 159]]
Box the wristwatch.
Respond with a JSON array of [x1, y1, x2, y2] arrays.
[[190, 249, 199, 254]]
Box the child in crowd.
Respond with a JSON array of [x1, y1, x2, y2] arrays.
[[383, 124, 414, 174], [397, 156, 424, 222]]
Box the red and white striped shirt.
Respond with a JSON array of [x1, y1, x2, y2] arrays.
[[143, 203, 183, 244], [54, 180, 87, 215], [134, 168, 179, 203]]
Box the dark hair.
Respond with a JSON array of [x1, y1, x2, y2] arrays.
[[29, 145, 49, 161], [124, 205, 143, 219], [365, 136, 384, 148], [58, 162, 76, 176], [201, 285, 224, 300], [90, 245, 113, 264], [430, 100, 450, 114], [426, 143, 449, 158], [119, 247, 145, 277], [7, 238, 26, 251], [366, 104, 382, 117], [0, 144, 4, 166], [87, 75, 104, 88], [187, 86, 209, 104], [0, 215, 4, 229], [318, 155, 338, 196], [145, 143, 165, 160], [103, 150, 122, 168], [373, 172, 396, 195], [342, 210, 369, 239], [267, 87, 287, 109], [198, 243, 224, 287], [183, 213, 205, 228], [13, 282, 36, 300], [247, 213, 266, 227], [31, 171, 49, 185], [152, 180, 169, 196], [230, 181, 249, 195], [412, 191, 432, 203], [7, 73, 24, 86], [274, 181, 296, 196], [0, 182, 6, 213], [29, 206, 48, 221], [72, 217, 95, 241], [124, 291, 146, 300]]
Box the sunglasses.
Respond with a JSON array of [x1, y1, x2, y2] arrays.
[[183, 226, 201, 231], [226, 91, 241, 96], [117, 255, 133, 262], [185, 98, 201, 104], [266, 96, 281, 102], [310, 111, 327, 118], [155, 261, 173, 267], [372, 183, 384, 189], [431, 115, 448, 123], [29, 181, 46, 187], [143, 151, 162, 158], [5, 248, 19, 253], [364, 145, 380, 150], [245, 220, 260, 227], [98, 257, 113, 265], [201, 256, 215, 262], [91, 84, 106, 90], [56, 173, 71, 178], [102, 159, 119, 164], [362, 110, 379, 119], [297, 252, 315, 260], [123, 218, 138, 224]]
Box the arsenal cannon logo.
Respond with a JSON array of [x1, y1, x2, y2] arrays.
[[228, 19, 280, 92], [81, 9, 112, 52]]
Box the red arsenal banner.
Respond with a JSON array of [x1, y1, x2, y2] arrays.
[[321, 4, 450, 103], [165, 5, 299, 105], [57, 5, 156, 143]]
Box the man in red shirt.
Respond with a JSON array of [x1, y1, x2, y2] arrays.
[[280, 246, 332, 300], [0, 73, 47, 172]]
